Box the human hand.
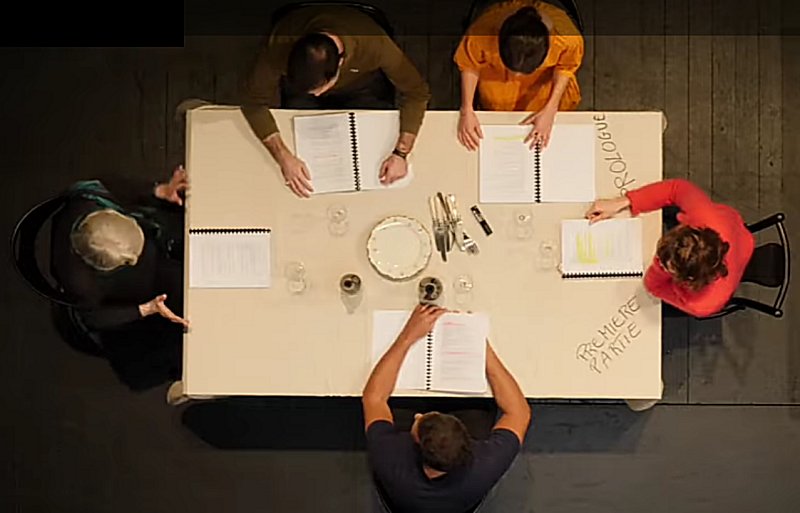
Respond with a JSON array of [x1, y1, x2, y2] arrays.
[[397, 304, 447, 345], [154, 165, 189, 206], [379, 154, 408, 185], [457, 108, 483, 151], [280, 154, 314, 198], [139, 294, 189, 328], [521, 106, 557, 149], [585, 197, 631, 224]]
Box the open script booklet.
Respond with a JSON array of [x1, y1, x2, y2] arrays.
[[371, 310, 490, 394], [293, 111, 413, 194]]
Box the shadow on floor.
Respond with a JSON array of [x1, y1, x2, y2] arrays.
[[525, 404, 650, 453], [181, 397, 651, 453]]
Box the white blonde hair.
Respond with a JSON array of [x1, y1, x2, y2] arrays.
[[70, 209, 145, 271]]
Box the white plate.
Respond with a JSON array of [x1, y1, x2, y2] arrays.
[[367, 216, 432, 281]]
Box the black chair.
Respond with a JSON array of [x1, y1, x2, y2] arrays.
[[271, 2, 395, 38], [10, 195, 104, 357], [697, 213, 790, 319], [463, 0, 584, 34]]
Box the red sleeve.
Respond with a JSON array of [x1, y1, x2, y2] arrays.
[[644, 258, 732, 318], [626, 179, 714, 217]]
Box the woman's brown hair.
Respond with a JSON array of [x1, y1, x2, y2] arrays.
[[656, 225, 730, 291]]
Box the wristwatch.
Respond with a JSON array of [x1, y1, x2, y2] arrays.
[[392, 147, 408, 160]]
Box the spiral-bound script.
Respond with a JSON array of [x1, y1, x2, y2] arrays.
[[190, 228, 271, 235], [371, 311, 490, 394], [189, 227, 271, 289], [562, 271, 644, 279], [561, 218, 643, 280], [533, 142, 542, 203], [424, 331, 434, 391], [293, 111, 406, 194], [347, 112, 362, 191]]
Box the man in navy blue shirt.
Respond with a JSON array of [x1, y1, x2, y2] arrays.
[[362, 304, 531, 513]]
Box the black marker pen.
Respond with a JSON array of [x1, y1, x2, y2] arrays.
[[470, 205, 493, 236]]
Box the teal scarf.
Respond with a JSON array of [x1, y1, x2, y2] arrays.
[[67, 180, 163, 241]]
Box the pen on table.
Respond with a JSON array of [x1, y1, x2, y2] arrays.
[[470, 205, 493, 236]]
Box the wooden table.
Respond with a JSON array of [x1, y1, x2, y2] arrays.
[[183, 108, 664, 399]]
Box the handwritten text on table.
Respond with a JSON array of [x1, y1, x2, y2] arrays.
[[594, 113, 635, 195], [575, 295, 642, 374]]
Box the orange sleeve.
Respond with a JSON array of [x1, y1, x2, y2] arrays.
[[454, 33, 490, 72], [554, 34, 584, 77]]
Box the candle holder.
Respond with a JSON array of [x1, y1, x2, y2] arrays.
[[418, 276, 443, 305], [339, 273, 363, 313]]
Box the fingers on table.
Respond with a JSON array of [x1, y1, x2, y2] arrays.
[[289, 177, 313, 198], [459, 131, 477, 151]]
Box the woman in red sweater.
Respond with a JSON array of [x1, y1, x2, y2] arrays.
[[585, 179, 754, 317]]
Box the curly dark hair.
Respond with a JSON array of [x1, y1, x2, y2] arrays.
[[417, 413, 474, 472], [656, 225, 730, 291]]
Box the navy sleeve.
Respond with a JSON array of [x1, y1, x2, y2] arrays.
[[470, 428, 521, 486], [79, 305, 142, 331], [366, 421, 407, 480]]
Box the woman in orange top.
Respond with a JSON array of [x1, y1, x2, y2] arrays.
[[454, 0, 584, 150]]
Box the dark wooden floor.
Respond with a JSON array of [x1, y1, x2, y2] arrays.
[[2, 1, 800, 511]]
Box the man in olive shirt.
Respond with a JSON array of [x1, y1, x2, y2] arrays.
[[362, 305, 531, 513], [241, 5, 431, 198]]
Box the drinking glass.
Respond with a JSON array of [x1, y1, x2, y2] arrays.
[[285, 261, 308, 294], [327, 204, 349, 236], [512, 209, 534, 240], [536, 240, 558, 270], [453, 274, 474, 306]]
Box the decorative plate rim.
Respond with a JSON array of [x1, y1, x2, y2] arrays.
[[366, 215, 432, 282]]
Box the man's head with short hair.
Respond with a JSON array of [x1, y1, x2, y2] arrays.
[[411, 412, 473, 473], [286, 33, 344, 96], [498, 7, 550, 74]]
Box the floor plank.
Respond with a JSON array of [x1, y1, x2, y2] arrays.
[[212, 37, 263, 106], [664, 0, 689, 179], [165, 42, 217, 169], [593, 0, 664, 110], [131, 51, 168, 177], [662, 315, 689, 403], [710, 1, 737, 205], [781, 35, 800, 407], [425, 0, 464, 110], [687, 0, 713, 191], [732, 0, 761, 215], [758, 0, 783, 213]]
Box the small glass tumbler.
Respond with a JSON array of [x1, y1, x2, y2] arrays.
[[285, 261, 308, 294], [512, 209, 534, 240], [536, 240, 558, 270], [453, 274, 474, 306], [327, 204, 349, 236]]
